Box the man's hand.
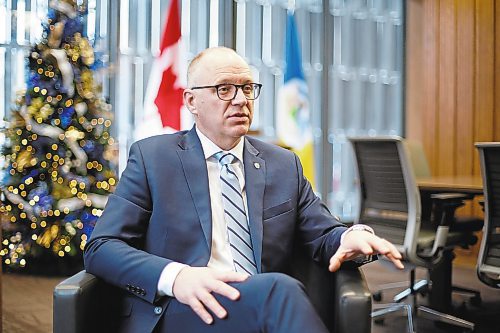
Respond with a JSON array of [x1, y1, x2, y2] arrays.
[[172, 267, 249, 324], [328, 230, 404, 272]]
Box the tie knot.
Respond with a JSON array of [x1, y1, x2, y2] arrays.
[[215, 152, 236, 166]]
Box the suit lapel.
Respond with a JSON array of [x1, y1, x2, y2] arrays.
[[243, 138, 265, 273], [177, 128, 212, 250]]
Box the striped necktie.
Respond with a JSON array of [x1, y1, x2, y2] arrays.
[[215, 152, 257, 275]]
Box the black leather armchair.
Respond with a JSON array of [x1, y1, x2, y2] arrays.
[[54, 251, 372, 333]]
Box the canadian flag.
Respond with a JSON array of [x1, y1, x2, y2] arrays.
[[135, 0, 191, 140]]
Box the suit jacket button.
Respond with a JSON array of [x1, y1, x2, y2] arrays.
[[154, 306, 162, 315]]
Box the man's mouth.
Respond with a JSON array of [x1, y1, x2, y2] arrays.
[[229, 113, 248, 118]]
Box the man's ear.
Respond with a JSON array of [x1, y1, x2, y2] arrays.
[[183, 89, 197, 115]]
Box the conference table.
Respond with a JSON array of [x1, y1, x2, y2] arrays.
[[417, 175, 483, 194], [418, 175, 483, 224], [416, 175, 483, 312]]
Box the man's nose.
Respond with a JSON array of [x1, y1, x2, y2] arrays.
[[231, 87, 248, 105]]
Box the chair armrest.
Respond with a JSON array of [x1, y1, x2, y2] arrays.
[[332, 268, 372, 333], [53, 270, 119, 333]]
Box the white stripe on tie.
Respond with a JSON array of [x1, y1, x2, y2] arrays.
[[215, 152, 257, 275]]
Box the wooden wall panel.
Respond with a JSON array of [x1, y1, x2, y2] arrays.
[[455, 0, 475, 177], [420, 0, 439, 173], [407, 0, 498, 176], [473, 0, 495, 174], [406, 0, 498, 264], [496, 1, 500, 141], [437, 0, 457, 176], [405, 0, 423, 142]]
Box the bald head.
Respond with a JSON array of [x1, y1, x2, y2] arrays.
[[187, 47, 250, 87]]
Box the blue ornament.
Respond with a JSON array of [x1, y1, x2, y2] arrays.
[[22, 170, 40, 183], [64, 213, 78, 222], [62, 17, 84, 40], [82, 140, 95, 152], [29, 182, 53, 214], [80, 211, 93, 223], [60, 106, 75, 128], [28, 71, 41, 89]]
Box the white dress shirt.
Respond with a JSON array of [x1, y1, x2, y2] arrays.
[[157, 128, 247, 296]]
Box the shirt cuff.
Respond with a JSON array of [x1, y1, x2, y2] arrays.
[[157, 262, 188, 297]]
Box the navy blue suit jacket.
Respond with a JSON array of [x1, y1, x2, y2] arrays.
[[84, 127, 347, 332]]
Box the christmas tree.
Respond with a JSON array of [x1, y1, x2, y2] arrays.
[[0, 0, 117, 274]]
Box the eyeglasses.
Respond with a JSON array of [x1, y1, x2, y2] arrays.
[[191, 83, 262, 101]]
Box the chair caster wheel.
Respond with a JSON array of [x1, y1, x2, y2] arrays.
[[373, 291, 382, 302]]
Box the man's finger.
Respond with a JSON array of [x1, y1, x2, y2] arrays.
[[385, 240, 403, 259], [189, 298, 214, 324], [385, 252, 405, 269], [198, 290, 227, 319], [208, 279, 241, 301], [329, 249, 351, 272]]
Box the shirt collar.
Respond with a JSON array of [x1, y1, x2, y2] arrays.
[[196, 127, 245, 163]]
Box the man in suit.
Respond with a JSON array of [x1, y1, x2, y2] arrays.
[[84, 47, 403, 333]]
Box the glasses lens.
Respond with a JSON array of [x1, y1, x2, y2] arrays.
[[241, 84, 255, 99], [216, 84, 236, 101], [250, 84, 261, 99]]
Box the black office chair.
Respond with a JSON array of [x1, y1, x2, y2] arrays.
[[349, 136, 476, 332], [406, 140, 483, 305], [476, 142, 500, 289], [53, 245, 372, 333]]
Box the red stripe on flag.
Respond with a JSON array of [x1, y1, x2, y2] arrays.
[[160, 0, 181, 53], [154, 65, 183, 130], [154, 0, 184, 130]]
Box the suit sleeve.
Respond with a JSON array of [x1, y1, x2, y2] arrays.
[[83, 142, 171, 304], [293, 154, 348, 266]]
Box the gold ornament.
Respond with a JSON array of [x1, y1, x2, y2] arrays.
[[36, 224, 59, 248], [51, 182, 73, 200], [65, 128, 85, 141], [78, 69, 95, 99], [27, 97, 44, 116], [79, 36, 95, 66], [39, 103, 54, 119], [15, 150, 34, 171]]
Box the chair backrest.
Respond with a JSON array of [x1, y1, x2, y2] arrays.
[[406, 140, 432, 178], [349, 136, 424, 265], [475, 142, 500, 288]]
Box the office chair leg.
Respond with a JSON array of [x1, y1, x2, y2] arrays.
[[372, 303, 415, 333], [418, 306, 474, 332], [393, 279, 429, 303]]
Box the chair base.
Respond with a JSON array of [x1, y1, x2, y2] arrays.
[[372, 303, 475, 333], [371, 269, 475, 332]]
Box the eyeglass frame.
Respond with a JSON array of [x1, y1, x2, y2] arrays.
[[190, 83, 263, 101]]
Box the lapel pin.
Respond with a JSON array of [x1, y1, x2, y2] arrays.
[[254, 162, 260, 169]]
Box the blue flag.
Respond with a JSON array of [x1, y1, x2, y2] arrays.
[[277, 11, 315, 187]]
